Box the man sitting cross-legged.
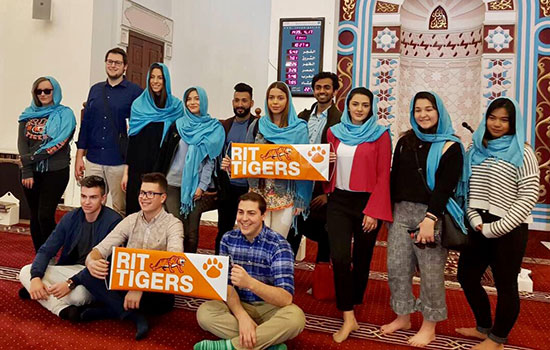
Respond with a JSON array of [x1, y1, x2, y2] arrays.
[[19, 176, 122, 322], [195, 192, 305, 350], [78, 172, 183, 340]]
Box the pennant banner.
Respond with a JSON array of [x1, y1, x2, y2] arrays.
[[109, 247, 229, 301], [230, 143, 329, 181]]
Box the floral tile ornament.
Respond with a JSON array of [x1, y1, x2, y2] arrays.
[[483, 25, 515, 53], [372, 26, 400, 53]]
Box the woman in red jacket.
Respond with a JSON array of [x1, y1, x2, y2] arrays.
[[325, 87, 393, 343]]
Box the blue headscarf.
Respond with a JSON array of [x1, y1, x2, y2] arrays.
[[128, 63, 183, 144], [410, 91, 467, 234], [258, 82, 313, 210], [176, 86, 224, 216], [19, 76, 76, 156], [465, 97, 524, 174], [330, 87, 390, 145]]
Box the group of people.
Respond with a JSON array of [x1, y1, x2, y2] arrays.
[[16, 47, 539, 350]]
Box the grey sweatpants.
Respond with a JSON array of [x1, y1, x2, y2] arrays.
[[387, 201, 448, 322]]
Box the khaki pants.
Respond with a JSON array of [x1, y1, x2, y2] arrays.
[[196, 300, 305, 350], [19, 264, 94, 316], [86, 160, 125, 216]]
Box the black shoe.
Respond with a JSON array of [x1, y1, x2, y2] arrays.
[[18, 287, 30, 300], [59, 305, 81, 323], [123, 312, 149, 340], [80, 306, 115, 322]]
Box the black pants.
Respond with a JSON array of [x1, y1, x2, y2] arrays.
[[79, 268, 174, 319], [287, 203, 330, 263], [457, 211, 528, 344], [22, 167, 69, 252], [215, 184, 248, 254], [327, 188, 380, 311]]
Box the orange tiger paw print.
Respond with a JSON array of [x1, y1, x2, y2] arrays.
[[203, 257, 223, 278], [308, 146, 326, 163]]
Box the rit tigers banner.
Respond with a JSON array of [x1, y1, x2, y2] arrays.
[[230, 143, 329, 181], [109, 247, 229, 301]]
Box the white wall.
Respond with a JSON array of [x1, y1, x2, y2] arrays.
[[0, 0, 94, 154], [170, 0, 271, 119], [0, 0, 95, 205], [268, 0, 339, 113]]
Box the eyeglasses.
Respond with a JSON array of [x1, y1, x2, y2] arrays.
[[138, 190, 164, 199], [34, 89, 52, 95], [105, 59, 124, 67]]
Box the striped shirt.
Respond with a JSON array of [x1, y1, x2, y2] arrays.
[[467, 145, 540, 238], [220, 225, 295, 303]]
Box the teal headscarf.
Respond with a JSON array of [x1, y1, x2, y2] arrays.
[[465, 97, 524, 173], [176, 86, 224, 216], [410, 91, 466, 234], [128, 63, 183, 144], [258, 82, 312, 210], [19, 76, 76, 155], [330, 87, 390, 145]]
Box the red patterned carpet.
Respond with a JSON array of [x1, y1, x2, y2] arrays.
[[1, 221, 549, 349]]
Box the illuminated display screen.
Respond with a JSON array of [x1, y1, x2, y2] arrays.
[[278, 18, 325, 97]]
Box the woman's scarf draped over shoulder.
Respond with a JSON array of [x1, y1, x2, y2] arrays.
[[128, 63, 183, 144], [409, 91, 467, 233], [19, 76, 76, 155], [330, 87, 390, 145], [176, 86, 224, 216], [465, 97, 524, 173], [257, 82, 313, 210]]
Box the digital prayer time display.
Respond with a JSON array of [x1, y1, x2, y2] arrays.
[[278, 18, 325, 97]]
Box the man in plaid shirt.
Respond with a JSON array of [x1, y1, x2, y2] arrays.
[[195, 192, 305, 350]]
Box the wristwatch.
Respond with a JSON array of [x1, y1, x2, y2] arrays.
[[66, 279, 76, 290]]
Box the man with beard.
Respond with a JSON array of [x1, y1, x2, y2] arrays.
[[75, 48, 142, 216], [288, 72, 342, 263], [215, 83, 257, 254]]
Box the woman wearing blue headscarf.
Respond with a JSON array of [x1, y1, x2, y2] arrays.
[[18, 76, 76, 252], [381, 92, 464, 347], [456, 98, 539, 349], [240, 82, 312, 238], [156, 86, 224, 253], [122, 63, 182, 215], [324, 87, 392, 343]]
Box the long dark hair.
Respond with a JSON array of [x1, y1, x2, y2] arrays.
[[148, 63, 167, 108], [482, 98, 516, 147], [265, 82, 290, 127], [346, 87, 373, 123]]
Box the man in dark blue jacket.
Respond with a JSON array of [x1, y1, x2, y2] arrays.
[[18, 176, 122, 322]]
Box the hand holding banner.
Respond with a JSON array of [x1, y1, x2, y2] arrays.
[[109, 247, 229, 301], [230, 143, 329, 181]]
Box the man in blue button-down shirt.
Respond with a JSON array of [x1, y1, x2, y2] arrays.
[[195, 192, 305, 350], [75, 48, 142, 216]]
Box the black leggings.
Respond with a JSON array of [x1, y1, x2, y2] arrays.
[[327, 188, 380, 311], [457, 211, 528, 344], [22, 167, 69, 252]]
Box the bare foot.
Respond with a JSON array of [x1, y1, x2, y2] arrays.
[[408, 320, 436, 348], [380, 314, 411, 334], [333, 311, 359, 343], [455, 327, 488, 340], [471, 338, 504, 350]]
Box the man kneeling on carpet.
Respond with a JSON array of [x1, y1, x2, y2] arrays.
[[195, 192, 305, 350], [18, 176, 122, 322], [79, 172, 183, 340]]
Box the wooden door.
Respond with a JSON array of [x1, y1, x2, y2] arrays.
[[126, 31, 164, 89]]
